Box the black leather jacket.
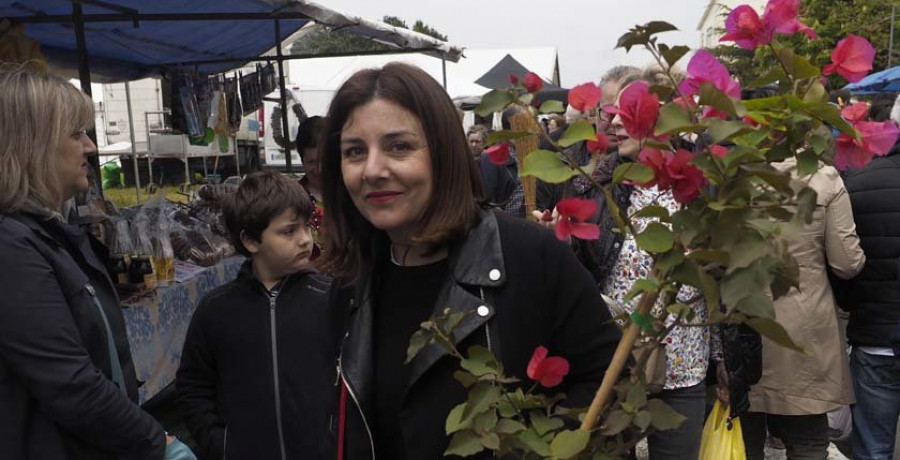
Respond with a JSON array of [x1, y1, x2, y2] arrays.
[[332, 211, 621, 459]]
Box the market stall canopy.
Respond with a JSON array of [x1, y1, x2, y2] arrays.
[[0, 0, 463, 82], [475, 54, 568, 103], [844, 65, 900, 94]]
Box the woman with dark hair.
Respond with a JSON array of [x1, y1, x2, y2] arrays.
[[318, 62, 621, 459]]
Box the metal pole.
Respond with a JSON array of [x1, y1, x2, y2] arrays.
[[125, 81, 141, 204], [441, 53, 447, 90], [275, 19, 293, 173], [73, 2, 103, 199], [891, 6, 896, 68]]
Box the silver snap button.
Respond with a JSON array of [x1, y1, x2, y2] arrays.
[[489, 269, 501, 281], [477, 305, 490, 317], [613, 242, 620, 248]]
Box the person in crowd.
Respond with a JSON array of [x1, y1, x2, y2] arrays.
[[735, 156, 864, 460], [831, 93, 900, 460], [548, 114, 567, 133], [176, 171, 337, 460], [296, 115, 326, 258], [866, 92, 897, 124], [316, 62, 621, 459], [0, 66, 171, 459], [466, 124, 488, 162], [829, 88, 852, 109]]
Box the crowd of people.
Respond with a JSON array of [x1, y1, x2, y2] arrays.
[[1, 54, 899, 460]]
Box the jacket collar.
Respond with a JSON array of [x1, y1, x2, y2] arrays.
[[339, 210, 506, 420]]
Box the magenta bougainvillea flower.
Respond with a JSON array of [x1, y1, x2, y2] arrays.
[[485, 142, 511, 165], [835, 121, 899, 170], [614, 81, 660, 141], [554, 198, 600, 241], [638, 148, 707, 204], [679, 50, 742, 119], [720, 0, 817, 50], [823, 35, 876, 83], [526, 346, 570, 388], [568, 82, 604, 112]]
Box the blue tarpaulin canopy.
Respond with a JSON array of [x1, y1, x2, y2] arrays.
[[844, 65, 900, 94], [1, 0, 463, 81]]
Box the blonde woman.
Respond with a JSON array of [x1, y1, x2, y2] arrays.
[[0, 67, 175, 459]]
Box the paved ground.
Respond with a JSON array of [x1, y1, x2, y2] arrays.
[[634, 440, 850, 459]]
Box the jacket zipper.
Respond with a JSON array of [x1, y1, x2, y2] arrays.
[[480, 288, 494, 353], [223, 426, 228, 457], [85, 283, 127, 394], [337, 354, 376, 458], [269, 291, 288, 460]]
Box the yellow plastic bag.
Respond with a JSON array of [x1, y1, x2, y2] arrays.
[[699, 400, 747, 460]]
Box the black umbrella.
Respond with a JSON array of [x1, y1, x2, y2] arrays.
[[474, 54, 568, 103]]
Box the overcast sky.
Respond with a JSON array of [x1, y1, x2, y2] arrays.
[[321, 0, 712, 87]]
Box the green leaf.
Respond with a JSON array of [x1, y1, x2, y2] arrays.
[[600, 410, 632, 435], [630, 311, 657, 333], [635, 222, 675, 253], [520, 150, 579, 184], [774, 45, 820, 80], [797, 150, 819, 176], [655, 102, 697, 136], [481, 432, 501, 450], [698, 82, 745, 118], [792, 186, 818, 226], [405, 329, 431, 364], [723, 145, 766, 172], [613, 162, 655, 184], [747, 317, 805, 353], [453, 370, 478, 388], [474, 410, 498, 433], [656, 250, 685, 272], [741, 163, 792, 195], [634, 205, 672, 222], [646, 399, 687, 430], [550, 429, 590, 459], [649, 84, 675, 101], [735, 291, 776, 318], [747, 68, 787, 89], [495, 418, 527, 434], [644, 20, 679, 35], [728, 232, 769, 272], [661, 45, 690, 67], [446, 403, 470, 434], [487, 130, 531, 146], [722, 265, 774, 317], [625, 278, 660, 303], [802, 102, 857, 139], [705, 118, 750, 143], [462, 382, 500, 424], [540, 100, 565, 114], [461, 345, 501, 377], [558, 120, 597, 147], [687, 249, 730, 265], [532, 411, 564, 436], [626, 384, 648, 410], [666, 303, 695, 321], [519, 93, 534, 106], [445, 430, 485, 457], [809, 132, 831, 155], [476, 90, 514, 117], [517, 428, 552, 457], [672, 210, 703, 246], [803, 80, 827, 104], [634, 410, 653, 431]]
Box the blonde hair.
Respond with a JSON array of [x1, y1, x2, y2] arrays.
[[0, 65, 94, 213]]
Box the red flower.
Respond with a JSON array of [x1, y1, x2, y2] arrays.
[[615, 81, 660, 141], [555, 198, 600, 241], [709, 145, 729, 158], [763, 0, 817, 40], [485, 142, 511, 165], [523, 72, 544, 93], [719, 5, 768, 50], [526, 346, 570, 388], [638, 148, 706, 203], [835, 121, 900, 170], [586, 131, 610, 154], [823, 35, 876, 83], [841, 102, 869, 123], [568, 82, 604, 112], [509, 74, 519, 85], [742, 115, 760, 127]]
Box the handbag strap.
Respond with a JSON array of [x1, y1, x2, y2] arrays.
[[87, 285, 127, 394]]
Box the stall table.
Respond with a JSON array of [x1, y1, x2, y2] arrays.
[[122, 256, 244, 403]]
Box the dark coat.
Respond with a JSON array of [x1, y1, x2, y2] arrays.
[[0, 212, 166, 460], [332, 211, 621, 459], [833, 149, 900, 348], [176, 262, 339, 460], [479, 153, 519, 206]]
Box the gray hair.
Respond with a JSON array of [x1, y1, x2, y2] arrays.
[[0, 65, 94, 213]]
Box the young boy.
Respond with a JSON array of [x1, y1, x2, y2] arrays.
[[176, 171, 338, 460]]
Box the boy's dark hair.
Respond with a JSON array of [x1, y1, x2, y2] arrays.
[[223, 171, 312, 257], [295, 115, 324, 156], [869, 92, 898, 122]]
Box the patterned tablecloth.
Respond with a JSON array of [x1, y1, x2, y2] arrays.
[[122, 256, 244, 403]]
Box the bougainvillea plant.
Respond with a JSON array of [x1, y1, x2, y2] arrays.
[[407, 0, 897, 457]]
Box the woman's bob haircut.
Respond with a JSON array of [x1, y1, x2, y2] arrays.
[[317, 62, 484, 280]]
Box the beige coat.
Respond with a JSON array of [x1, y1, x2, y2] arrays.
[[748, 160, 865, 416]]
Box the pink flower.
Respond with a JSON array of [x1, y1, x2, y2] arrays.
[[763, 0, 818, 40], [509, 74, 519, 85], [823, 35, 876, 83], [485, 142, 511, 165], [720, 5, 768, 50], [524, 72, 544, 93], [841, 102, 869, 123], [678, 51, 741, 119], [615, 81, 660, 141], [555, 198, 600, 241], [835, 121, 899, 170], [710, 145, 729, 158], [568, 82, 604, 112], [638, 148, 706, 203], [526, 346, 570, 388], [586, 131, 610, 154]]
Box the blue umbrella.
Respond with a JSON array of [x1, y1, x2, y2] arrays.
[[844, 65, 900, 94]]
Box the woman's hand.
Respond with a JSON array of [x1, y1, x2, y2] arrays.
[[715, 361, 730, 404], [531, 208, 559, 228]]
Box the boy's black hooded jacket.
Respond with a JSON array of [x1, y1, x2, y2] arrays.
[[176, 261, 342, 460]]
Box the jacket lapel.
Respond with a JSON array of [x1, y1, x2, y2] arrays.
[[340, 275, 376, 418], [406, 211, 506, 390]]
